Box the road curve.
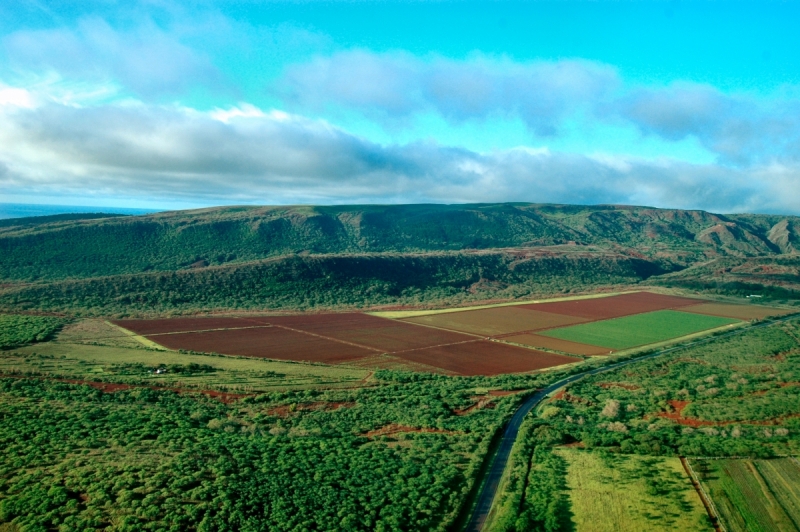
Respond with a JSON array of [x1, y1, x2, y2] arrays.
[[463, 314, 799, 532]]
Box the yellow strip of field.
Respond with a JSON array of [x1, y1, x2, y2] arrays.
[[555, 448, 711, 531], [104, 320, 167, 350], [368, 290, 641, 319]]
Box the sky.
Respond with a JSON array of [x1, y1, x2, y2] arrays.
[[1, 1, 800, 214]]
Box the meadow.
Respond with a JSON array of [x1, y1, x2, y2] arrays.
[[553, 449, 709, 531]]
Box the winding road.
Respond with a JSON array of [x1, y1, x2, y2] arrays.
[[463, 313, 799, 532]]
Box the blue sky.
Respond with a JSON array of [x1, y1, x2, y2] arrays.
[[1, 1, 800, 213]]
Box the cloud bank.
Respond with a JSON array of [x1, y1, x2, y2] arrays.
[[278, 51, 800, 166], [1, 94, 798, 213]]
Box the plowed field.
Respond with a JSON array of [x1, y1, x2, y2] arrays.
[[392, 340, 579, 376], [144, 326, 376, 363], [680, 302, 794, 321], [520, 292, 703, 320], [255, 313, 474, 352], [502, 333, 613, 356], [113, 317, 263, 335], [402, 307, 587, 336]]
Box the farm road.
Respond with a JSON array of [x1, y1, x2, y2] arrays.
[[464, 313, 800, 532]]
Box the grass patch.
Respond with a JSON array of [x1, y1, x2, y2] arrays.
[[692, 458, 800, 532], [2, 342, 369, 392], [556, 449, 710, 531], [540, 310, 740, 350]]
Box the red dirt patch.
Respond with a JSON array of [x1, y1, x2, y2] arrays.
[[0, 375, 250, 403], [364, 424, 457, 438], [598, 382, 641, 391], [502, 333, 613, 356], [267, 401, 355, 417], [654, 399, 800, 427], [144, 326, 375, 364], [520, 292, 704, 320], [113, 317, 265, 335], [392, 340, 580, 376]]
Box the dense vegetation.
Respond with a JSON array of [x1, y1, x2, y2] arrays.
[[0, 369, 562, 532], [1, 203, 798, 315], [0, 251, 661, 316], [0, 315, 63, 349], [1, 204, 798, 282]]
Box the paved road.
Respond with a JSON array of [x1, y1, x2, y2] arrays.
[[464, 314, 799, 532]]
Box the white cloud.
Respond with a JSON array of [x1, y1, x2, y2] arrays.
[[0, 99, 798, 213], [277, 51, 620, 136], [3, 17, 219, 97]]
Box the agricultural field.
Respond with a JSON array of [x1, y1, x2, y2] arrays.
[[555, 449, 710, 531], [691, 458, 800, 532], [114, 312, 582, 375], [539, 310, 741, 351], [108, 292, 789, 373]]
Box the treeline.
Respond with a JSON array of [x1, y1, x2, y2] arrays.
[[2, 203, 797, 282], [0, 314, 63, 349], [0, 252, 662, 316]]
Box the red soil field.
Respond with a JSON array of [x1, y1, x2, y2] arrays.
[[144, 326, 375, 364], [519, 292, 704, 320], [253, 313, 475, 352], [402, 307, 588, 336], [113, 317, 264, 335], [392, 340, 580, 376], [679, 302, 794, 321], [502, 333, 612, 356]]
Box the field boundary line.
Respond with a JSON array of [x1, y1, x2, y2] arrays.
[[140, 325, 274, 337], [682, 457, 726, 532], [389, 338, 483, 355], [368, 290, 642, 319], [381, 317, 488, 339], [105, 321, 167, 350], [266, 323, 385, 354]]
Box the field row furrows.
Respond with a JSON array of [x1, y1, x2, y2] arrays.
[[693, 458, 800, 532]]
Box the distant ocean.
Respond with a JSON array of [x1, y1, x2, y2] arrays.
[[0, 203, 161, 220]]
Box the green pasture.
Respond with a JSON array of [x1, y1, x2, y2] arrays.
[[540, 310, 740, 350]]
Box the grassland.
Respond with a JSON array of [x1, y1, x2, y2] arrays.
[[692, 458, 800, 532], [3, 343, 370, 392], [555, 449, 710, 531], [540, 310, 741, 350]]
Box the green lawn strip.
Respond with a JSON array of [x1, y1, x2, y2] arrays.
[[539, 310, 741, 350]]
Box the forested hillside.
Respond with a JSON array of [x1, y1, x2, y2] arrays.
[[1, 203, 798, 315]]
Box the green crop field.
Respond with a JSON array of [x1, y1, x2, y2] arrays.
[[555, 449, 710, 531], [692, 458, 800, 532], [540, 310, 740, 350]]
